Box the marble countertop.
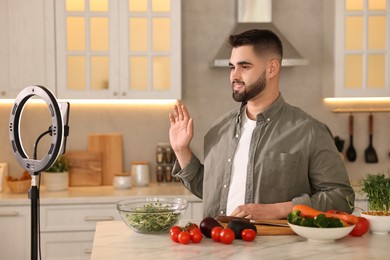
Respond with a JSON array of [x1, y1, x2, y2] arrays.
[[0, 183, 200, 206], [91, 221, 389, 260]]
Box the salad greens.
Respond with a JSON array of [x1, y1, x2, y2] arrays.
[[124, 202, 180, 233], [288, 210, 344, 228]]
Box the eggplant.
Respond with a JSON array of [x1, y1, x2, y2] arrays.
[[200, 217, 223, 238], [227, 220, 257, 239]]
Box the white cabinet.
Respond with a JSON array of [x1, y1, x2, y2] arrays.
[[40, 203, 120, 260], [0, 0, 55, 98], [55, 0, 181, 99], [0, 0, 181, 100], [0, 205, 30, 260]]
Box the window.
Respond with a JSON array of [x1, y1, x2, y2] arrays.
[[334, 0, 389, 97]]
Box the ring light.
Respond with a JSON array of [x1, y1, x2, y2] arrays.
[[9, 85, 64, 173]]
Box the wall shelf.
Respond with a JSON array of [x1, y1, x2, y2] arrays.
[[331, 108, 390, 113]]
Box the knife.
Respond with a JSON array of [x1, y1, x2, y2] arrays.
[[216, 215, 290, 227]]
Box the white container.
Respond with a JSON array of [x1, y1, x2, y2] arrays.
[[131, 162, 150, 186], [113, 175, 132, 189], [43, 171, 69, 191], [361, 213, 390, 235]]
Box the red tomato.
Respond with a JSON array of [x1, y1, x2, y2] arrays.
[[185, 222, 199, 232], [241, 229, 256, 242], [170, 229, 181, 243], [178, 231, 191, 244], [211, 226, 224, 242], [220, 228, 235, 244], [190, 228, 203, 243], [349, 217, 370, 237], [170, 226, 182, 234]]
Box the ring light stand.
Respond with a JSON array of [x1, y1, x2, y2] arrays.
[[9, 86, 69, 260]]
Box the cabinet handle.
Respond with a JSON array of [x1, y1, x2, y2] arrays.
[[0, 211, 20, 217], [84, 216, 114, 222], [84, 249, 92, 254]]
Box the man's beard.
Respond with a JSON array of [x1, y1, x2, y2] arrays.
[[232, 70, 266, 102]]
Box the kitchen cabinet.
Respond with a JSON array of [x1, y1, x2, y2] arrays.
[[324, 0, 390, 97], [0, 0, 181, 100], [39, 203, 120, 260], [0, 0, 56, 98], [55, 0, 181, 99], [0, 205, 30, 260]]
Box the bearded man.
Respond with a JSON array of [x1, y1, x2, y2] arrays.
[[168, 29, 354, 219]]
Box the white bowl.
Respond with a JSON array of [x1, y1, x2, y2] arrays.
[[288, 223, 355, 242], [361, 212, 390, 235]]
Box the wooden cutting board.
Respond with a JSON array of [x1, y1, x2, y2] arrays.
[[220, 219, 296, 236], [88, 133, 123, 185], [66, 151, 102, 186]]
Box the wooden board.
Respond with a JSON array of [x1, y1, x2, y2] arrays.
[[66, 151, 102, 186], [88, 133, 123, 185], [220, 219, 296, 236]]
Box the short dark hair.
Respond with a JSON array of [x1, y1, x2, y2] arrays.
[[229, 29, 283, 61]]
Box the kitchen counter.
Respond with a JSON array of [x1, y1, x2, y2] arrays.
[[91, 221, 389, 260], [0, 183, 201, 205]]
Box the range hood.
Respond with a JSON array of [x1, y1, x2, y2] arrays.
[[212, 0, 308, 67]]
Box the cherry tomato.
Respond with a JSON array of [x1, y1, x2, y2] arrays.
[[211, 226, 224, 242], [190, 228, 203, 243], [220, 228, 235, 244], [178, 231, 191, 244], [185, 222, 199, 232], [170, 226, 182, 234], [170, 228, 181, 243], [349, 217, 370, 237], [241, 229, 257, 242]]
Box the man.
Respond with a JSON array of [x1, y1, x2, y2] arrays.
[[169, 29, 354, 219]]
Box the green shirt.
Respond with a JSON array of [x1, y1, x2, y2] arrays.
[[172, 95, 354, 218]]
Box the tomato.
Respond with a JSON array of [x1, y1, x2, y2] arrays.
[[220, 228, 235, 244], [185, 222, 199, 232], [170, 226, 182, 234], [211, 226, 224, 242], [349, 217, 370, 237], [170, 228, 181, 243], [190, 228, 203, 243], [241, 229, 256, 242], [178, 231, 191, 244]]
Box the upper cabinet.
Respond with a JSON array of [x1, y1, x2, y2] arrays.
[[0, 0, 56, 98], [55, 0, 181, 99], [323, 0, 390, 97], [0, 0, 181, 100]]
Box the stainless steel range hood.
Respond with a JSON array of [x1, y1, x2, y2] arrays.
[[212, 0, 308, 67]]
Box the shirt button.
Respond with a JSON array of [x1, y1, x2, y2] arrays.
[[223, 184, 228, 188], [227, 158, 231, 163], [235, 134, 239, 138], [266, 118, 270, 122], [220, 210, 225, 215]]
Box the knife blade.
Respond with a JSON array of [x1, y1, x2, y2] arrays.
[[216, 215, 290, 227]]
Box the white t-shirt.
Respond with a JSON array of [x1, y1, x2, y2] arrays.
[[226, 108, 257, 215]]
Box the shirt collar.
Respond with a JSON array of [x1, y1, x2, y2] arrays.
[[235, 93, 285, 125], [256, 93, 285, 124]]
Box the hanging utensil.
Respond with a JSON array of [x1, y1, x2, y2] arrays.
[[364, 114, 378, 163], [346, 114, 357, 162]]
